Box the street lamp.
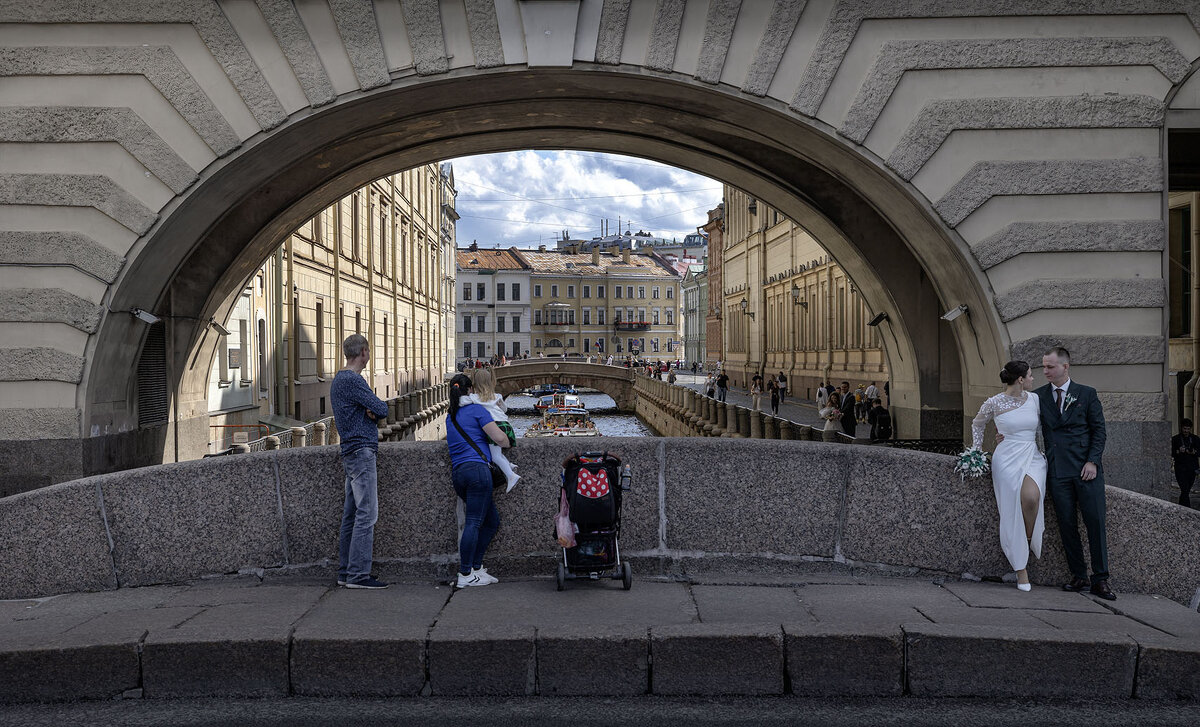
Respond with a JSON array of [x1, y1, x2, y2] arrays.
[[739, 297, 754, 320], [790, 283, 807, 308]]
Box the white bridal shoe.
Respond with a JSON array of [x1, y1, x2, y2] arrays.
[[1017, 582, 1032, 592]]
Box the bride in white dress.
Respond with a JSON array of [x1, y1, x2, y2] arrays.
[[970, 361, 1047, 591]]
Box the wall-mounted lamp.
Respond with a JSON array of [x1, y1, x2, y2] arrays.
[[130, 308, 161, 325], [940, 304, 968, 322], [209, 319, 231, 336], [739, 297, 755, 320], [747, 198, 757, 214], [867, 312, 888, 327], [791, 284, 808, 307]]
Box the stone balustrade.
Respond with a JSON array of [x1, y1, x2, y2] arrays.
[[4, 438, 1196, 607]]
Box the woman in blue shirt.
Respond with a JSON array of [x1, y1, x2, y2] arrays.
[[446, 373, 511, 588]]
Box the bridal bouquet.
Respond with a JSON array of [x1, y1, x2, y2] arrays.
[[822, 408, 841, 421], [954, 448, 990, 481]]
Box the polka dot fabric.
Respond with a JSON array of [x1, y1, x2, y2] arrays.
[[575, 468, 611, 499]]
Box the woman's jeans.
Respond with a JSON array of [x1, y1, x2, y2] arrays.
[[338, 447, 378, 582], [452, 461, 500, 575]]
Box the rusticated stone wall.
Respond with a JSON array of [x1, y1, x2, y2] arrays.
[[2, 438, 1196, 606]]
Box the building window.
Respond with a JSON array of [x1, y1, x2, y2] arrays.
[[583, 285, 590, 298], [653, 287, 660, 299], [315, 300, 325, 378], [551, 284, 559, 298], [477, 283, 485, 301], [652, 338, 660, 352], [497, 283, 505, 301], [477, 315, 486, 332], [667, 288, 674, 299], [497, 341, 506, 356], [477, 341, 485, 358], [653, 309, 660, 325], [535, 310, 542, 325], [583, 309, 590, 325], [584, 338, 590, 352], [627, 286, 634, 299], [463, 315, 471, 332], [666, 309, 674, 325], [638, 286, 645, 299], [512, 283, 521, 301], [535, 338, 541, 348], [597, 285, 605, 298], [513, 342, 521, 356], [568, 338, 575, 347], [598, 309, 606, 325], [615, 286, 622, 299], [534, 284, 542, 297], [497, 316, 506, 333], [512, 316, 520, 332], [569, 310, 576, 325], [463, 341, 471, 358], [567, 285, 575, 298], [462, 283, 471, 301], [382, 316, 388, 371]]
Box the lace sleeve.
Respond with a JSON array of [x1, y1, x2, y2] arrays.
[[970, 397, 996, 450]]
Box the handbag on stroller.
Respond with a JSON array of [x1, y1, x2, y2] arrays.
[[554, 451, 632, 591]]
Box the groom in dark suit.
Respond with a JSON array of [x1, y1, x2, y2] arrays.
[[839, 381, 857, 436], [1037, 346, 1115, 600]]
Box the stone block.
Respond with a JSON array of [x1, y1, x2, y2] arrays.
[[797, 583, 960, 628], [1102, 491, 1200, 604], [427, 625, 536, 696], [784, 623, 903, 696], [904, 623, 1136, 698], [99, 454, 286, 587], [940, 581, 1111, 614], [0, 480, 115, 600], [291, 585, 445, 696], [1095, 594, 1200, 639], [691, 585, 814, 624], [1134, 635, 1200, 699], [840, 447, 1013, 579], [142, 593, 321, 698], [650, 624, 784, 695], [537, 624, 649, 695], [664, 439, 844, 557], [0, 640, 140, 704], [436, 580, 696, 630]]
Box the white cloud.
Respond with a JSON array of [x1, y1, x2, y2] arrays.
[[447, 151, 721, 249]]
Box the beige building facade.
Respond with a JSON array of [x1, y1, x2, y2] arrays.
[[207, 166, 449, 452], [517, 246, 682, 360], [721, 186, 888, 398]]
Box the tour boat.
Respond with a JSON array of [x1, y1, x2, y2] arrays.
[[534, 392, 583, 411], [524, 406, 601, 437]]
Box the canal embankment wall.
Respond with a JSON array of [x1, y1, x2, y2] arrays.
[[3, 438, 1197, 606]]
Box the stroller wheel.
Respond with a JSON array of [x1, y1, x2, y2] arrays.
[[621, 561, 633, 591], [556, 562, 566, 591]]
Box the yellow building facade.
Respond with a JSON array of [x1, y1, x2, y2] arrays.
[[720, 186, 888, 397], [517, 246, 682, 359], [207, 166, 449, 451]]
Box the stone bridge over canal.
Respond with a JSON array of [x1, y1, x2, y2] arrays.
[[492, 360, 637, 410]]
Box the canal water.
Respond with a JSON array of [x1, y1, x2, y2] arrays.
[[502, 392, 657, 437]]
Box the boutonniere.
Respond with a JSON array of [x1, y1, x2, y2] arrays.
[[1063, 393, 1078, 410]]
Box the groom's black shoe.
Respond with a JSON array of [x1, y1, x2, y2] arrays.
[[1090, 580, 1117, 601], [1062, 577, 1089, 592]]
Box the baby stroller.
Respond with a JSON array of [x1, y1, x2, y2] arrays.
[[554, 451, 632, 590]]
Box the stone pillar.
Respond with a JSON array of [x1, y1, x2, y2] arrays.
[[779, 419, 792, 440], [764, 415, 778, 439], [749, 409, 762, 439], [738, 406, 751, 438], [264, 436, 280, 450], [290, 426, 307, 448], [313, 421, 327, 446], [232, 443, 251, 454], [715, 401, 729, 437]]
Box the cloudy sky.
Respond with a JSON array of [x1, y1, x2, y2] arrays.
[[447, 150, 722, 249]]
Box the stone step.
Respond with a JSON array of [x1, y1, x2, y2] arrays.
[[1, 577, 1198, 704]]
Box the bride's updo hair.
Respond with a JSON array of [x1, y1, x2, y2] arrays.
[[999, 360, 1030, 385]]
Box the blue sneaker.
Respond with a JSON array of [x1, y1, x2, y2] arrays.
[[345, 576, 389, 589]]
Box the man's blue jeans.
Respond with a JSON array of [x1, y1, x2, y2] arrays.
[[451, 461, 500, 575], [716, 386, 728, 402], [338, 447, 379, 582]]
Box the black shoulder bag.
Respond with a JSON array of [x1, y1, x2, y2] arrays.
[[451, 412, 507, 491]]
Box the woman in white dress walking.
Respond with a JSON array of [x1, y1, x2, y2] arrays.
[[970, 361, 1047, 591]]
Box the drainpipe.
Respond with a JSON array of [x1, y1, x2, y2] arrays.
[[274, 245, 285, 416], [1187, 193, 1200, 421], [824, 264, 834, 384], [285, 237, 295, 416]]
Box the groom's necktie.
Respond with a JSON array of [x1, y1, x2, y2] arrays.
[[1055, 388, 1063, 412]]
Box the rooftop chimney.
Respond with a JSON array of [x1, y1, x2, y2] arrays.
[[622, 247, 631, 264], [538, 245, 546, 252], [592, 247, 600, 265]]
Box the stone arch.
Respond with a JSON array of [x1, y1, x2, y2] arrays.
[[2, 2, 1191, 494], [492, 362, 637, 410]]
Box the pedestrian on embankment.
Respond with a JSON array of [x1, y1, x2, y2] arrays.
[[446, 373, 511, 588], [1172, 418, 1198, 508], [750, 374, 763, 412], [768, 379, 780, 416], [715, 371, 729, 402], [331, 334, 390, 590]]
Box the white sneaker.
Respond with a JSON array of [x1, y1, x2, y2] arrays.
[[1017, 582, 1032, 592], [456, 572, 489, 588], [473, 567, 498, 585], [505, 474, 521, 493]]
